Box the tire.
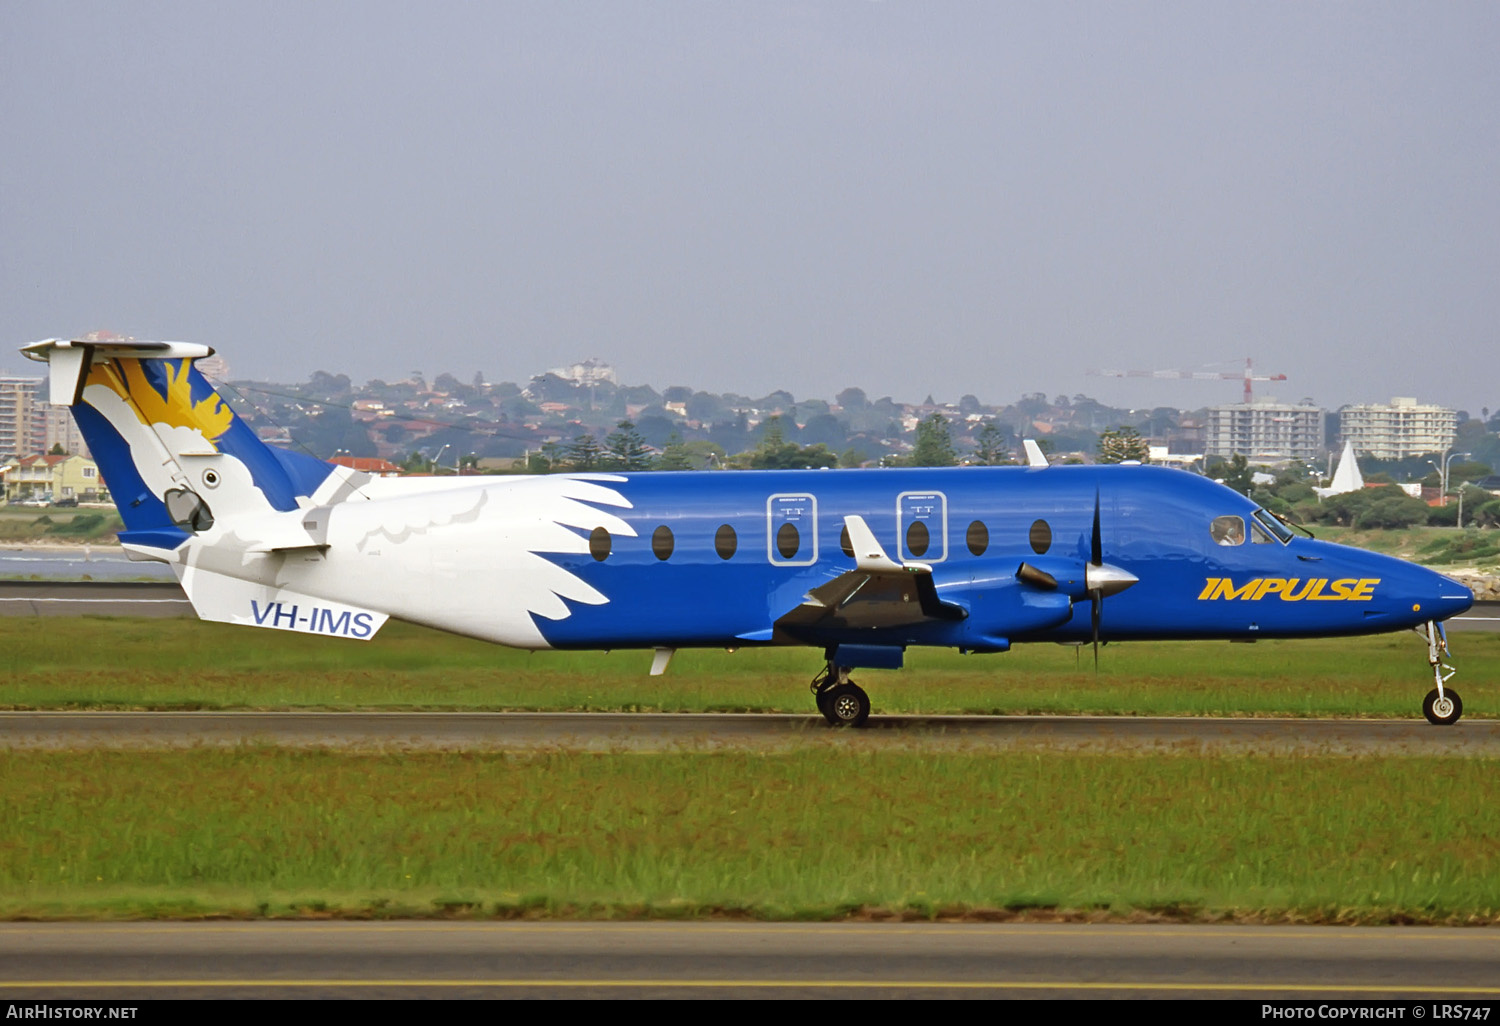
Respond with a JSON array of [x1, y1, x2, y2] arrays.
[[821, 682, 870, 728], [1423, 687, 1463, 726]]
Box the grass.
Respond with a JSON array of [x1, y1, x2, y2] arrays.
[[4, 611, 1493, 924], [0, 617, 1493, 718], [0, 508, 124, 543], [1, 748, 1496, 923], [1315, 525, 1500, 573]]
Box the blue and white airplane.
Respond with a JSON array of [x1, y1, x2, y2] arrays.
[[22, 338, 1476, 725]]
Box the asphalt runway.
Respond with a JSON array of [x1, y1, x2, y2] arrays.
[[1, 921, 1497, 999], [2, 710, 1497, 753]]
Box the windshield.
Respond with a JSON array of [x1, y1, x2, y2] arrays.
[[1252, 508, 1293, 545]]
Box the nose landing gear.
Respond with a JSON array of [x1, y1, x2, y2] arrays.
[[1417, 621, 1463, 726], [811, 662, 871, 727]]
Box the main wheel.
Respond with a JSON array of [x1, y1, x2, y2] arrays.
[[821, 682, 870, 728], [1423, 687, 1463, 726]]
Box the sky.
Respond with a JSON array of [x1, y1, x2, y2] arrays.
[[3, 1, 1497, 414]]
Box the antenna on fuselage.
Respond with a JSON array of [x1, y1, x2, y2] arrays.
[[1023, 439, 1049, 468]]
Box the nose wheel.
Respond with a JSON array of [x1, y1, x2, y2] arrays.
[[1417, 621, 1463, 725], [811, 664, 871, 727], [1423, 687, 1463, 726]]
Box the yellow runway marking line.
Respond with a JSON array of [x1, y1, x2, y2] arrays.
[[4, 981, 1500, 994]]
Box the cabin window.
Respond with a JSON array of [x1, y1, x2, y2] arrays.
[[1029, 519, 1052, 555], [1210, 515, 1245, 546], [966, 520, 989, 556], [776, 522, 801, 559], [589, 527, 612, 561], [652, 525, 674, 561], [839, 525, 854, 558], [906, 520, 931, 558], [715, 524, 738, 560]]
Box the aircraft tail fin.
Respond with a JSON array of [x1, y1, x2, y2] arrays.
[[21, 338, 341, 558]]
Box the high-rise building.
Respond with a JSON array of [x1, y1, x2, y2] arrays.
[[1204, 399, 1325, 462], [0, 376, 46, 459], [1339, 398, 1457, 460], [44, 405, 89, 457]]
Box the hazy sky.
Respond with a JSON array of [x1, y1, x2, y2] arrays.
[[3, 2, 1497, 413]]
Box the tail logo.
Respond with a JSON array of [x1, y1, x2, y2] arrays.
[[88, 359, 233, 445]]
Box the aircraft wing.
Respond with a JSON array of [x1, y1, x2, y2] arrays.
[[773, 516, 967, 634]]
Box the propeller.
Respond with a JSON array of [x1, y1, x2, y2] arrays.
[[1090, 491, 1102, 669], [1013, 486, 1138, 670], [1084, 488, 1140, 671]]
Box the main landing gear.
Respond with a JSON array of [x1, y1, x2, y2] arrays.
[[811, 662, 870, 727], [1418, 620, 1463, 726]]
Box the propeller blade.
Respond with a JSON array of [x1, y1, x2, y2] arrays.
[[1091, 488, 1103, 568], [1091, 592, 1101, 672]]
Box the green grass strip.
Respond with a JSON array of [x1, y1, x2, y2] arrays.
[[2, 748, 1497, 923], [1, 618, 1495, 718]]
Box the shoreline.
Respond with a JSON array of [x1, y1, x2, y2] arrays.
[[1, 541, 124, 552]]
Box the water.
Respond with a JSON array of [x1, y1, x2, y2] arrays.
[[0, 547, 175, 581]]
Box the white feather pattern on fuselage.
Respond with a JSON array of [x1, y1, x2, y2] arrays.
[[182, 474, 637, 648]]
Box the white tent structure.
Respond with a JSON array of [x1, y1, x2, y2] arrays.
[[1315, 440, 1364, 499]]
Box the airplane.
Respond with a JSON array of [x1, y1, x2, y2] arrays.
[[21, 338, 1477, 726]]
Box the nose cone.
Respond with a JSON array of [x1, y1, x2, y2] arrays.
[[1421, 571, 1475, 622]]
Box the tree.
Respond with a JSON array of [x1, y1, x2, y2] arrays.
[[1095, 426, 1150, 464], [1221, 453, 1254, 496], [970, 422, 1009, 465], [907, 413, 958, 467], [836, 387, 868, 410], [603, 420, 654, 471], [736, 416, 837, 469], [564, 433, 605, 471]]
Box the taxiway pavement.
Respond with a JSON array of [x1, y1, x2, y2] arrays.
[[1, 921, 1497, 999]]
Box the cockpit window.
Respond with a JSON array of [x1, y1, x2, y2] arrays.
[[1252, 508, 1294, 545], [1210, 515, 1245, 546], [1250, 519, 1275, 544]]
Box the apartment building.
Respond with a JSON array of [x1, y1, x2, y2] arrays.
[[1204, 400, 1325, 462], [1339, 398, 1457, 460], [0, 377, 46, 459]]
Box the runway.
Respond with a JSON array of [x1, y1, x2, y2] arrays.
[[1, 921, 1497, 999], [3, 710, 1497, 753]]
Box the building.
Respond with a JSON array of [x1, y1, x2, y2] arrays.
[[547, 358, 618, 387], [1339, 397, 1457, 460], [328, 455, 404, 477], [2, 453, 107, 503], [0, 376, 46, 459], [44, 406, 89, 457], [1204, 399, 1325, 462]]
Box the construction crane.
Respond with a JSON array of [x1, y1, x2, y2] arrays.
[[1087, 358, 1287, 405]]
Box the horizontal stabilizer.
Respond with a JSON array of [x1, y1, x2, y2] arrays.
[[22, 338, 215, 405], [176, 566, 388, 641]]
